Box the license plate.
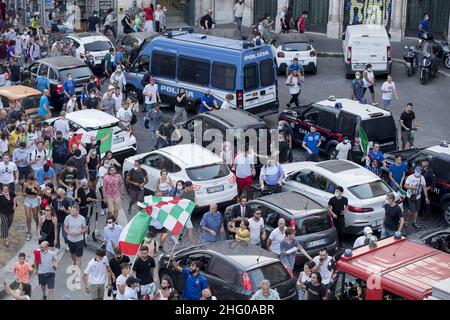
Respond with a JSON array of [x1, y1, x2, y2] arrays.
[[75, 87, 82, 92], [95, 56, 104, 61], [113, 137, 124, 144], [371, 219, 383, 228], [207, 185, 224, 193], [306, 238, 327, 249], [352, 63, 366, 70]]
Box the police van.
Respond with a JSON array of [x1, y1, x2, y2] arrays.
[[125, 31, 279, 116]]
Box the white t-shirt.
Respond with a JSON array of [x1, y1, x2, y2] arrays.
[[234, 3, 244, 17], [115, 274, 128, 299], [235, 153, 254, 178], [97, 166, 108, 188], [64, 214, 86, 243], [381, 81, 396, 100], [285, 75, 301, 94], [405, 174, 426, 199], [335, 142, 351, 160], [118, 286, 138, 300], [54, 119, 71, 140], [248, 217, 265, 245], [353, 235, 369, 248], [30, 149, 47, 171], [112, 93, 123, 113], [269, 227, 285, 254], [363, 70, 375, 88], [312, 255, 333, 285], [84, 256, 109, 285], [220, 100, 234, 110], [116, 107, 133, 127], [143, 83, 158, 104], [0, 161, 17, 184]]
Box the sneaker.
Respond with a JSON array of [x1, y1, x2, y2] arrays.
[[372, 102, 379, 106], [65, 244, 70, 251], [42, 295, 47, 300], [100, 209, 106, 216], [286, 103, 291, 108], [26, 234, 32, 241], [413, 223, 421, 229]]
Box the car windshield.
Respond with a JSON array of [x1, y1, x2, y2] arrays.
[[362, 117, 396, 141], [281, 42, 311, 51], [295, 211, 332, 236], [185, 163, 230, 181], [84, 41, 113, 52], [348, 180, 391, 200], [59, 67, 92, 80], [21, 96, 41, 110], [84, 121, 127, 131], [249, 262, 290, 288]]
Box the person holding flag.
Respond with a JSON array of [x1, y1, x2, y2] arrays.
[[169, 257, 209, 300]]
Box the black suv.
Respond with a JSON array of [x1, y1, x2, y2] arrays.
[[384, 142, 450, 225], [224, 191, 339, 269], [158, 240, 297, 300], [28, 56, 98, 109], [279, 97, 398, 160]]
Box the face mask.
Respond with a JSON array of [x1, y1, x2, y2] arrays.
[[92, 152, 97, 157], [368, 69, 372, 72], [278, 126, 283, 130], [67, 167, 74, 172], [355, 75, 360, 79], [107, 223, 113, 228], [134, 165, 139, 170], [177, 185, 183, 190], [90, 94, 95, 98], [72, 98, 76, 102], [68, 77, 72, 81]]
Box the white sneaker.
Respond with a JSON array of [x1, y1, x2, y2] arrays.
[[100, 209, 106, 216]]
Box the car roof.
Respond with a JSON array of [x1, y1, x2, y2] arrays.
[[125, 31, 160, 41], [338, 237, 450, 300], [256, 191, 325, 217], [346, 24, 388, 37], [275, 33, 311, 44], [177, 240, 280, 270], [200, 109, 266, 128], [37, 56, 87, 69], [69, 32, 109, 40], [314, 98, 392, 119], [66, 109, 119, 128], [426, 144, 450, 159], [157, 144, 224, 167], [283, 160, 382, 186], [0, 85, 41, 99]]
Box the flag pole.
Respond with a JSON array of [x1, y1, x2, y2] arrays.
[[166, 235, 180, 268]]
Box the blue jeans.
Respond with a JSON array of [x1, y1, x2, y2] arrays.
[[382, 99, 391, 110], [381, 227, 397, 239], [145, 103, 156, 113], [235, 16, 243, 31], [306, 152, 319, 162], [56, 222, 68, 249]]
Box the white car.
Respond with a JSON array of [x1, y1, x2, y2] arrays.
[[62, 33, 115, 68], [123, 144, 237, 208], [281, 160, 403, 234], [47, 109, 137, 160], [270, 36, 317, 75]]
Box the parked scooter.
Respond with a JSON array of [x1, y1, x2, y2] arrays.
[[403, 45, 418, 77], [419, 41, 440, 85], [434, 40, 450, 69]]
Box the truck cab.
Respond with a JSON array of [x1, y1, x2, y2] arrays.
[[331, 236, 450, 300]]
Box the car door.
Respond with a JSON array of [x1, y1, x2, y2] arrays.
[[429, 157, 449, 205], [126, 55, 150, 90], [283, 169, 325, 204], [175, 253, 212, 296], [141, 152, 164, 192], [293, 106, 320, 143], [29, 62, 40, 77], [309, 172, 337, 205], [316, 109, 337, 152], [206, 257, 239, 299]]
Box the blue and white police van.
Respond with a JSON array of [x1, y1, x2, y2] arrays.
[[124, 31, 279, 116]]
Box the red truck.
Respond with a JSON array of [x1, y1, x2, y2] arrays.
[[331, 236, 450, 300]]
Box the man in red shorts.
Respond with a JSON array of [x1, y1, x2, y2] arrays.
[[233, 145, 256, 198]]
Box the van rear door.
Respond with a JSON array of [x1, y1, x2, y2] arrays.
[[242, 59, 276, 113], [351, 36, 388, 71]]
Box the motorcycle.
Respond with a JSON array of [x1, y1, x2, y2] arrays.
[[419, 41, 440, 85], [434, 40, 450, 69], [403, 45, 418, 77]]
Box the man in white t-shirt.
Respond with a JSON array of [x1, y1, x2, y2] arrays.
[[312, 249, 333, 285], [112, 87, 123, 114], [30, 141, 48, 173], [404, 166, 429, 229], [248, 208, 266, 246], [115, 262, 131, 300], [232, 147, 256, 197], [0, 154, 18, 192], [142, 77, 161, 113], [121, 277, 139, 300], [83, 248, 113, 300], [116, 100, 133, 128], [335, 138, 351, 160], [267, 218, 286, 255], [53, 111, 71, 140], [381, 74, 398, 110]]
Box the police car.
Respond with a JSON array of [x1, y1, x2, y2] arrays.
[[279, 96, 398, 160]]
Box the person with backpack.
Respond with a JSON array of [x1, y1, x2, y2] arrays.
[[125, 159, 148, 215], [103, 9, 117, 38], [121, 12, 134, 34], [28, 37, 41, 62]]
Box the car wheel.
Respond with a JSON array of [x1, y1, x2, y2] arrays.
[[310, 64, 317, 75], [443, 201, 450, 226]]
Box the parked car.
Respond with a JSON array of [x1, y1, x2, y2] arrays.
[[281, 160, 403, 234], [0, 85, 42, 119], [28, 56, 99, 109], [279, 97, 398, 160], [46, 109, 137, 160], [158, 240, 297, 300], [384, 142, 450, 225], [116, 31, 160, 57], [409, 227, 450, 253], [342, 24, 392, 79], [122, 144, 237, 208], [269, 34, 317, 75], [224, 191, 339, 268], [62, 33, 115, 72]]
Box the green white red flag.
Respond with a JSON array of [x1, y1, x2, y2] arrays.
[[118, 197, 195, 256]]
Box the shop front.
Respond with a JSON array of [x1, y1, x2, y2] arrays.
[[342, 0, 392, 32]]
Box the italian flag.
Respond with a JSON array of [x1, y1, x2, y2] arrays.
[[118, 197, 195, 256], [68, 128, 113, 153]]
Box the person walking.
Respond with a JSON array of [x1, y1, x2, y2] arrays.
[[420, 158, 435, 218], [38, 89, 51, 119], [200, 203, 224, 243], [142, 3, 154, 32], [103, 215, 123, 261], [302, 126, 321, 162], [154, 4, 163, 32], [146, 104, 163, 150], [0, 184, 17, 247], [38, 206, 57, 248], [362, 64, 377, 105], [267, 218, 286, 255], [297, 261, 315, 300], [381, 192, 405, 238], [169, 257, 209, 300], [335, 138, 351, 160], [351, 71, 365, 102], [64, 205, 87, 269], [13, 252, 34, 286], [297, 11, 308, 33], [234, 0, 244, 33], [52, 188, 73, 250], [233, 145, 256, 197], [0, 153, 18, 193], [250, 279, 280, 300], [35, 241, 58, 300], [380, 74, 398, 110], [327, 186, 348, 241], [389, 155, 408, 192], [312, 249, 333, 286], [87, 11, 100, 32], [102, 165, 124, 220], [280, 227, 312, 272], [51, 131, 69, 175], [172, 88, 188, 124], [125, 159, 148, 214], [143, 77, 160, 113], [153, 278, 174, 300], [103, 9, 117, 38], [399, 103, 418, 150], [285, 69, 303, 107], [83, 248, 113, 300], [404, 167, 429, 229], [23, 174, 40, 241], [108, 247, 130, 299], [13, 142, 31, 187], [305, 272, 327, 300], [248, 207, 266, 246], [132, 245, 157, 299], [259, 158, 285, 193]]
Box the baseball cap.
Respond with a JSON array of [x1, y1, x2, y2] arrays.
[[185, 181, 193, 187], [126, 276, 140, 286], [363, 226, 373, 236]]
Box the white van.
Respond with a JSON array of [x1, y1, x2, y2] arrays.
[[342, 24, 392, 79]]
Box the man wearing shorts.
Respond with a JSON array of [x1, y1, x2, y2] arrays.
[[125, 159, 148, 215], [64, 205, 87, 268], [12, 142, 31, 186], [362, 64, 377, 105], [36, 241, 57, 300], [233, 146, 256, 198], [83, 248, 113, 300]]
